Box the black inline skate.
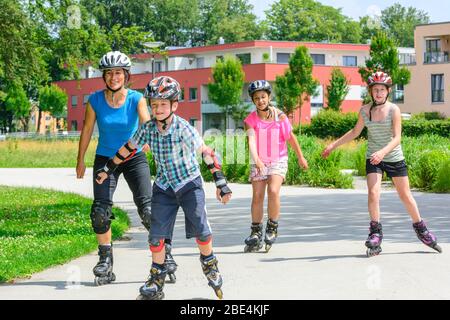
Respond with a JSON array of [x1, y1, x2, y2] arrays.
[[200, 254, 223, 299], [93, 244, 116, 286], [264, 219, 278, 253], [136, 264, 167, 300], [164, 243, 178, 283], [244, 223, 263, 253]]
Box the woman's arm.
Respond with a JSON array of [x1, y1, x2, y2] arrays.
[[76, 102, 96, 178]]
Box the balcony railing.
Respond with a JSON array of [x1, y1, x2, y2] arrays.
[[399, 53, 416, 65], [424, 51, 449, 64]]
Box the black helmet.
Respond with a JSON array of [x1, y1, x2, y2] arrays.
[[99, 51, 132, 71], [248, 80, 272, 97], [144, 76, 181, 101]]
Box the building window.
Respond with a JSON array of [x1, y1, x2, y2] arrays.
[[236, 53, 251, 65], [85, 69, 89, 79], [343, 56, 357, 67], [216, 56, 224, 62], [431, 74, 444, 103], [71, 95, 78, 107], [197, 57, 205, 68], [83, 94, 90, 106], [310, 54, 325, 65], [392, 84, 404, 103], [71, 120, 78, 131], [277, 53, 291, 64], [155, 61, 163, 73], [179, 88, 185, 102], [189, 88, 198, 101]]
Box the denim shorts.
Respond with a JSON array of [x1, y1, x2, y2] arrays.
[[366, 159, 408, 178], [149, 176, 212, 242]]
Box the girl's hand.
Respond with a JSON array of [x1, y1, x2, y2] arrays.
[[298, 156, 309, 170], [76, 160, 86, 179], [255, 158, 266, 175], [370, 150, 386, 165], [321, 144, 334, 159]]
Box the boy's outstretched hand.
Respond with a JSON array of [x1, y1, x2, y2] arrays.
[[216, 189, 232, 204]]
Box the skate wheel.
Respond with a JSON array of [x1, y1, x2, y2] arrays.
[[110, 273, 116, 282], [215, 288, 223, 300], [167, 273, 176, 283], [366, 247, 381, 257], [136, 292, 165, 300], [265, 244, 272, 253], [244, 245, 251, 253], [433, 244, 442, 253]]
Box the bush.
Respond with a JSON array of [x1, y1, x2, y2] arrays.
[[402, 119, 450, 138], [302, 110, 367, 139], [199, 133, 353, 189]]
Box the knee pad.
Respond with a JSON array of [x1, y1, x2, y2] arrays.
[[149, 239, 165, 253], [138, 206, 152, 231], [196, 235, 212, 246], [90, 202, 113, 234]]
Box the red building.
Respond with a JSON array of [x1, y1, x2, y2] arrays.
[[54, 40, 370, 133]]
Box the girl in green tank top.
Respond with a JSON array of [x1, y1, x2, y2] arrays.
[[321, 71, 441, 256]]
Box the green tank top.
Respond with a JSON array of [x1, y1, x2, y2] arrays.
[[360, 104, 404, 162]]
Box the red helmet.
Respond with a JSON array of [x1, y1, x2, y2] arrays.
[[144, 76, 181, 100], [367, 71, 393, 88]]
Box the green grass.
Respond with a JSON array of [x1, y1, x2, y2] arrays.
[[0, 186, 129, 283], [0, 139, 97, 168]]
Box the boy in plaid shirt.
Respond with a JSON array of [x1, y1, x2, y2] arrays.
[[96, 76, 231, 300]]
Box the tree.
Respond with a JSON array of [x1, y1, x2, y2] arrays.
[[326, 68, 349, 111], [197, 0, 262, 46], [265, 0, 361, 43], [287, 46, 319, 130], [4, 82, 32, 132], [381, 3, 430, 48], [359, 31, 411, 89], [37, 84, 68, 133], [208, 56, 245, 131], [275, 70, 299, 116]]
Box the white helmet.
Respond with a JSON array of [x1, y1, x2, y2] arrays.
[[99, 51, 131, 71]]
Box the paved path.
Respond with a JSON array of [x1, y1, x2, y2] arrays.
[[1, 168, 450, 300]]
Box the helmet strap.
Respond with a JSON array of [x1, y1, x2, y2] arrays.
[[159, 111, 174, 130]]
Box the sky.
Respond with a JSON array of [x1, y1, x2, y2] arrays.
[[248, 0, 450, 23]]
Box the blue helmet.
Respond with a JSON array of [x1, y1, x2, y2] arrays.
[[248, 80, 272, 97]]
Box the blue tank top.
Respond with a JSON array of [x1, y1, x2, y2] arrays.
[[89, 89, 144, 157]]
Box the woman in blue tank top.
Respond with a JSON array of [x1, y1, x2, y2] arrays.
[[76, 51, 176, 286]]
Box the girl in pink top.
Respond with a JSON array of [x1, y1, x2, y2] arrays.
[[243, 80, 308, 253]]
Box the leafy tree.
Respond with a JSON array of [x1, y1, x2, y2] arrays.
[[326, 68, 349, 111], [265, 0, 361, 43], [37, 84, 67, 132], [197, 0, 262, 46], [208, 55, 245, 130], [275, 70, 299, 116], [359, 31, 411, 87], [4, 82, 32, 131], [288, 46, 319, 129], [381, 3, 430, 47]]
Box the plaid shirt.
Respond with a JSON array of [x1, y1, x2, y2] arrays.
[[130, 115, 203, 191]]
